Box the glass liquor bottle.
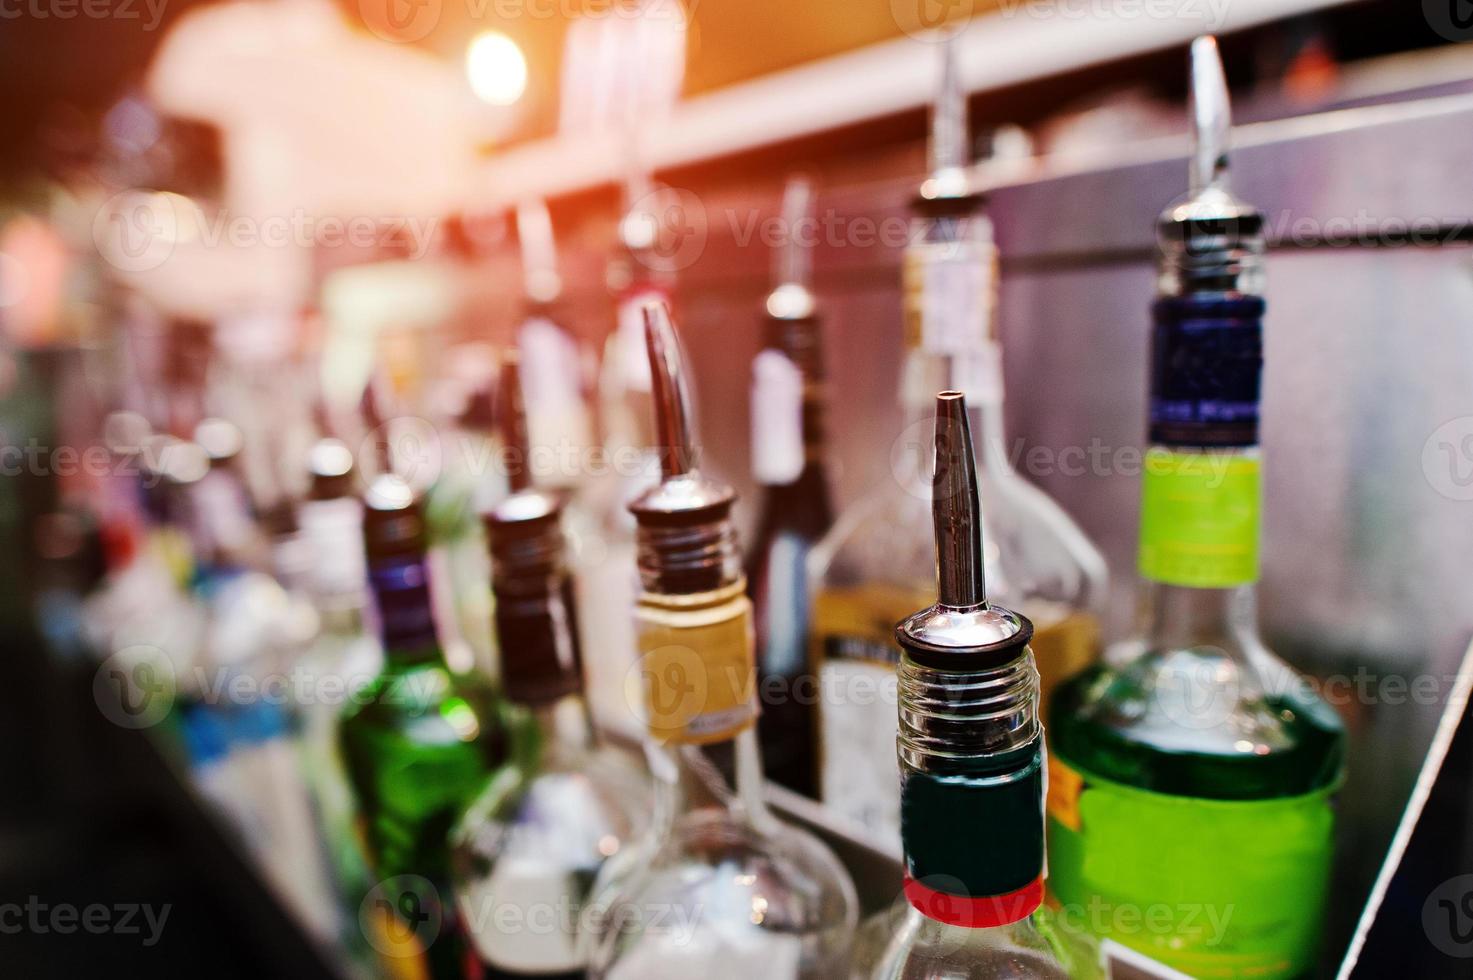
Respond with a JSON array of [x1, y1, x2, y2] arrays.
[[1046, 37, 1346, 979], [292, 437, 383, 914], [338, 472, 512, 979], [861, 393, 1098, 980], [808, 30, 1106, 841], [583, 303, 858, 979], [746, 176, 835, 797], [451, 351, 650, 979]]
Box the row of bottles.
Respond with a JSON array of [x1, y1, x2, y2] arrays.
[[73, 30, 1348, 980]]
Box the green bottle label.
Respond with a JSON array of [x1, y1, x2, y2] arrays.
[[1137, 449, 1260, 588], [1045, 754, 1336, 978]]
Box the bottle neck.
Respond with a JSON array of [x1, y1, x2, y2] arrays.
[[897, 649, 1044, 928], [635, 575, 766, 830], [530, 690, 596, 760], [1136, 289, 1265, 657], [367, 552, 443, 667], [494, 563, 585, 707]]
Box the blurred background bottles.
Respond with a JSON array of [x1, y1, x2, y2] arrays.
[[451, 352, 649, 979], [583, 303, 856, 979], [339, 473, 512, 979], [858, 392, 1097, 980], [1046, 37, 1346, 978], [809, 31, 1107, 841], [745, 175, 834, 798]]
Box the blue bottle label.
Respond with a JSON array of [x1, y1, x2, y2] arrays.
[[1150, 295, 1264, 448]]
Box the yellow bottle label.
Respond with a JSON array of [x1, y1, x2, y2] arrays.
[[636, 591, 757, 745], [1045, 752, 1084, 833]]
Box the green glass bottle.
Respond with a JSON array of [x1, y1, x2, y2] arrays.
[[340, 472, 512, 979], [1045, 37, 1345, 979]]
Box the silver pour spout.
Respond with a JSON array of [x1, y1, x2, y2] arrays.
[[1189, 35, 1231, 197], [643, 301, 698, 479], [499, 350, 533, 493], [516, 199, 562, 305], [896, 390, 1030, 668], [1157, 35, 1264, 297], [933, 391, 984, 608], [766, 176, 818, 320], [924, 28, 970, 200]]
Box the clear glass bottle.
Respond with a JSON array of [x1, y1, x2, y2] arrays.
[[1046, 37, 1346, 979], [583, 303, 857, 979], [809, 31, 1106, 842], [857, 392, 1099, 980], [452, 351, 650, 979], [291, 437, 382, 921], [746, 176, 835, 798], [338, 473, 512, 980]]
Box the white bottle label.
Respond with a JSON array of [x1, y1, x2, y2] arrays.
[[750, 349, 805, 486]]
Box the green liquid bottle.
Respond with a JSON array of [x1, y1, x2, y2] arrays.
[[1046, 37, 1345, 979], [340, 473, 512, 979]]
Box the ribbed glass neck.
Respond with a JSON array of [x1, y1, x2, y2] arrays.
[[896, 652, 1040, 775], [896, 650, 1045, 926], [635, 516, 742, 595]]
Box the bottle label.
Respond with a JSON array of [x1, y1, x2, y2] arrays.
[[1046, 753, 1336, 979], [750, 349, 805, 486], [1150, 295, 1264, 448], [1137, 450, 1260, 588], [901, 745, 1045, 924], [903, 241, 997, 353], [636, 595, 757, 745], [368, 556, 439, 652]]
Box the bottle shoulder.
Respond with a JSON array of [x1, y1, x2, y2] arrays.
[[1049, 657, 1346, 799], [864, 906, 1091, 980]]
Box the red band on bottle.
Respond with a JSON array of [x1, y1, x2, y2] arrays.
[[903, 875, 1043, 928]]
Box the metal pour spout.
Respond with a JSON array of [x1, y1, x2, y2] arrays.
[[933, 391, 984, 609], [499, 350, 533, 494], [643, 301, 698, 480], [924, 28, 970, 200], [1189, 35, 1231, 198]]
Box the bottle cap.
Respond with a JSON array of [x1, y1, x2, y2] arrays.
[[307, 438, 356, 501], [897, 391, 1031, 668], [362, 474, 425, 558], [628, 302, 741, 594], [193, 417, 244, 467]]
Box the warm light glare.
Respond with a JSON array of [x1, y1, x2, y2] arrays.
[[466, 31, 527, 106]]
